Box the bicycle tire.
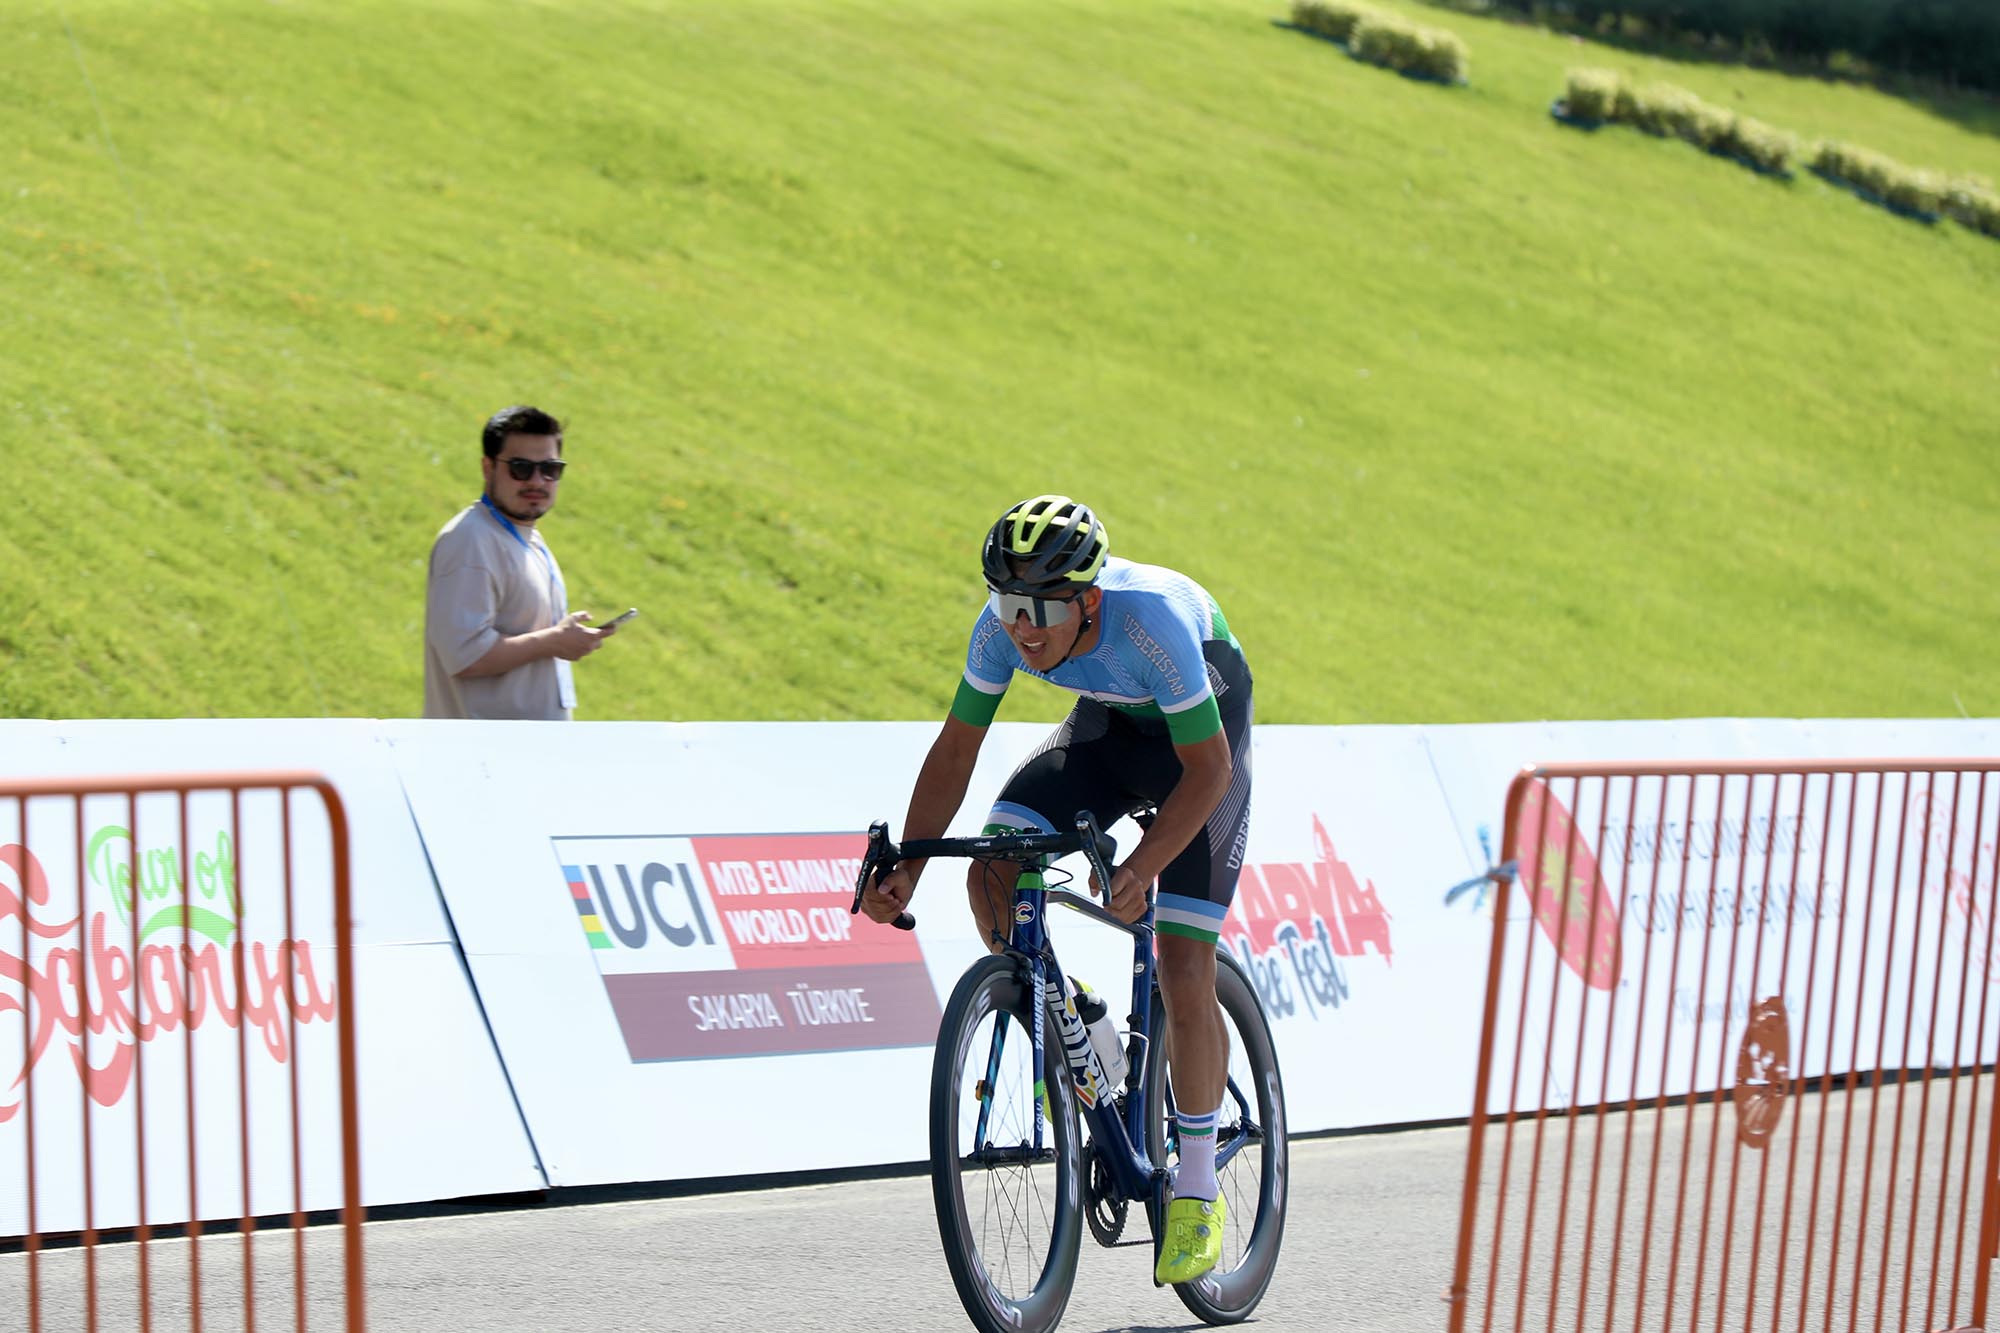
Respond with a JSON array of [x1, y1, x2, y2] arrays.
[[1143, 951, 1289, 1325], [932, 952, 1084, 1333]]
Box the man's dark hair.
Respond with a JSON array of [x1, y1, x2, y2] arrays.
[[481, 405, 563, 458]]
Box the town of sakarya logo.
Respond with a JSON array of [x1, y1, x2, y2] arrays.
[[1515, 780, 1620, 991], [1225, 814, 1393, 1023], [553, 832, 942, 1062], [2, 826, 337, 1122]]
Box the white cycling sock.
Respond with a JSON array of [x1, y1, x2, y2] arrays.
[[1173, 1105, 1222, 1202]]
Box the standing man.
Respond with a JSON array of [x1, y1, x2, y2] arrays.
[[423, 405, 619, 719], [859, 495, 1254, 1285]]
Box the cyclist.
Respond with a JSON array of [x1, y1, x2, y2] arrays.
[[859, 494, 1253, 1286]]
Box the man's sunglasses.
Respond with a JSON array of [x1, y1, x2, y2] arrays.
[[990, 590, 1080, 628], [498, 457, 568, 481]]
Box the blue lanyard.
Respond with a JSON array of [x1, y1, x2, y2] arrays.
[[479, 494, 565, 609]]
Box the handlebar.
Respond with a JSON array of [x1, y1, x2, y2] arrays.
[[848, 811, 1122, 932]]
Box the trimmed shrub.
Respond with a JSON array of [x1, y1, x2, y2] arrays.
[[1551, 70, 1987, 236], [1626, 83, 1703, 141], [1291, 2, 1470, 85], [1612, 79, 1645, 125], [1685, 99, 1735, 152], [1561, 67, 1622, 122], [1716, 115, 1800, 176], [1945, 177, 2000, 238], [1559, 72, 1798, 177], [1811, 140, 1946, 218], [1349, 12, 1471, 84], [1290, 0, 1371, 44]]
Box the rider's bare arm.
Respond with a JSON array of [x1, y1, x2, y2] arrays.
[[1100, 730, 1233, 919], [858, 713, 988, 922], [897, 712, 990, 884]]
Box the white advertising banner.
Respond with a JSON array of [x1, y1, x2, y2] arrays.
[[381, 718, 1142, 1187], [7, 715, 1992, 1204], [1222, 726, 1488, 1131], [0, 722, 541, 1235]]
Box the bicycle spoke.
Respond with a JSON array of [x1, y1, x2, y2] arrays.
[[936, 964, 1079, 1330]]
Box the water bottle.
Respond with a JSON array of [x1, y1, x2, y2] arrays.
[[1071, 977, 1130, 1089]]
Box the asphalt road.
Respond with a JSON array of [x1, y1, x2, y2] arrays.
[[2, 1128, 1468, 1333], [12, 1081, 1992, 1333]]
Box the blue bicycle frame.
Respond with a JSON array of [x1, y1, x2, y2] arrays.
[[861, 810, 1260, 1226]]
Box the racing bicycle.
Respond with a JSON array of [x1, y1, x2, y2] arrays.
[[852, 809, 1288, 1333]]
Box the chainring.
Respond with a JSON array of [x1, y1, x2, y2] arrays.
[[1084, 1146, 1128, 1247]]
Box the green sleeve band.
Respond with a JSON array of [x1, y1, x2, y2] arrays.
[[1164, 696, 1223, 745], [951, 677, 1003, 728], [1208, 597, 1241, 651]]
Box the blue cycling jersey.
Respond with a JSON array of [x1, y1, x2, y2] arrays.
[[950, 558, 1249, 744]]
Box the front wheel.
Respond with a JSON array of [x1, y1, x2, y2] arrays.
[[1144, 950, 1289, 1325], [932, 953, 1084, 1333]]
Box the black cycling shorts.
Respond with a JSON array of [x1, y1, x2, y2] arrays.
[[984, 695, 1252, 942]]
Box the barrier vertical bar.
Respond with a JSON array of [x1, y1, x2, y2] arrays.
[[1573, 774, 1636, 1333], [1448, 773, 1535, 1333], [73, 793, 99, 1333], [1635, 774, 1700, 1330], [1745, 771, 1813, 1333], [127, 789, 151, 1333], [283, 789, 305, 1333], [1828, 773, 1890, 1333], [19, 795, 41, 1333], [1545, 775, 1609, 1333], [323, 778, 366, 1333], [1708, 772, 1775, 1330], [179, 793, 204, 1333], [1861, 773, 1917, 1332], [1874, 772, 1938, 1332], [1484, 774, 1558, 1333], [1514, 777, 1583, 1333], [1691, 774, 1746, 1323], [232, 788, 256, 1333], [1601, 773, 1670, 1333], [1971, 783, 2000, 1320], [1780, 770, 1842, 1333], [1906, 772, 1965, 1333], [1943, 773, 1991, 1326], [1810, 772, 1869, 1333], [1663, 775, 1730, 1331]]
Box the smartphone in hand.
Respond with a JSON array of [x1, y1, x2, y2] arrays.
[[602, 608, 639, 630]]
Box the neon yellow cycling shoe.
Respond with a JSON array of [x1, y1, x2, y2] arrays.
[[1154, 1192, 1226, 1285]]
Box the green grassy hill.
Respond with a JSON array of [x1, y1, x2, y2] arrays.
[[3, 0, 1996, 723]]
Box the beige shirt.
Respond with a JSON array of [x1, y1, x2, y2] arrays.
[[423, 501, 574, 720]]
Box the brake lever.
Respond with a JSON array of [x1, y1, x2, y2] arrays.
[[1072, 810, 1120, 902], [850, 821, 916, 931]]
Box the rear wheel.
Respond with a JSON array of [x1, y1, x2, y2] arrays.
[[931, 953, 1083, 1333], [1144, 951, 1289, 1325]]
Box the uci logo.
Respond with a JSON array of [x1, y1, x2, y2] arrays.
[[565, 858, 718, 951]]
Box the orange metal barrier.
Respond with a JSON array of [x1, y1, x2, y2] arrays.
[[1450, 759, 2000, 1333], [2, 771, 364, 1331]]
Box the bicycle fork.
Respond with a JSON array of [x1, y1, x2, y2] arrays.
[[967, 957, 1113, 1157]]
